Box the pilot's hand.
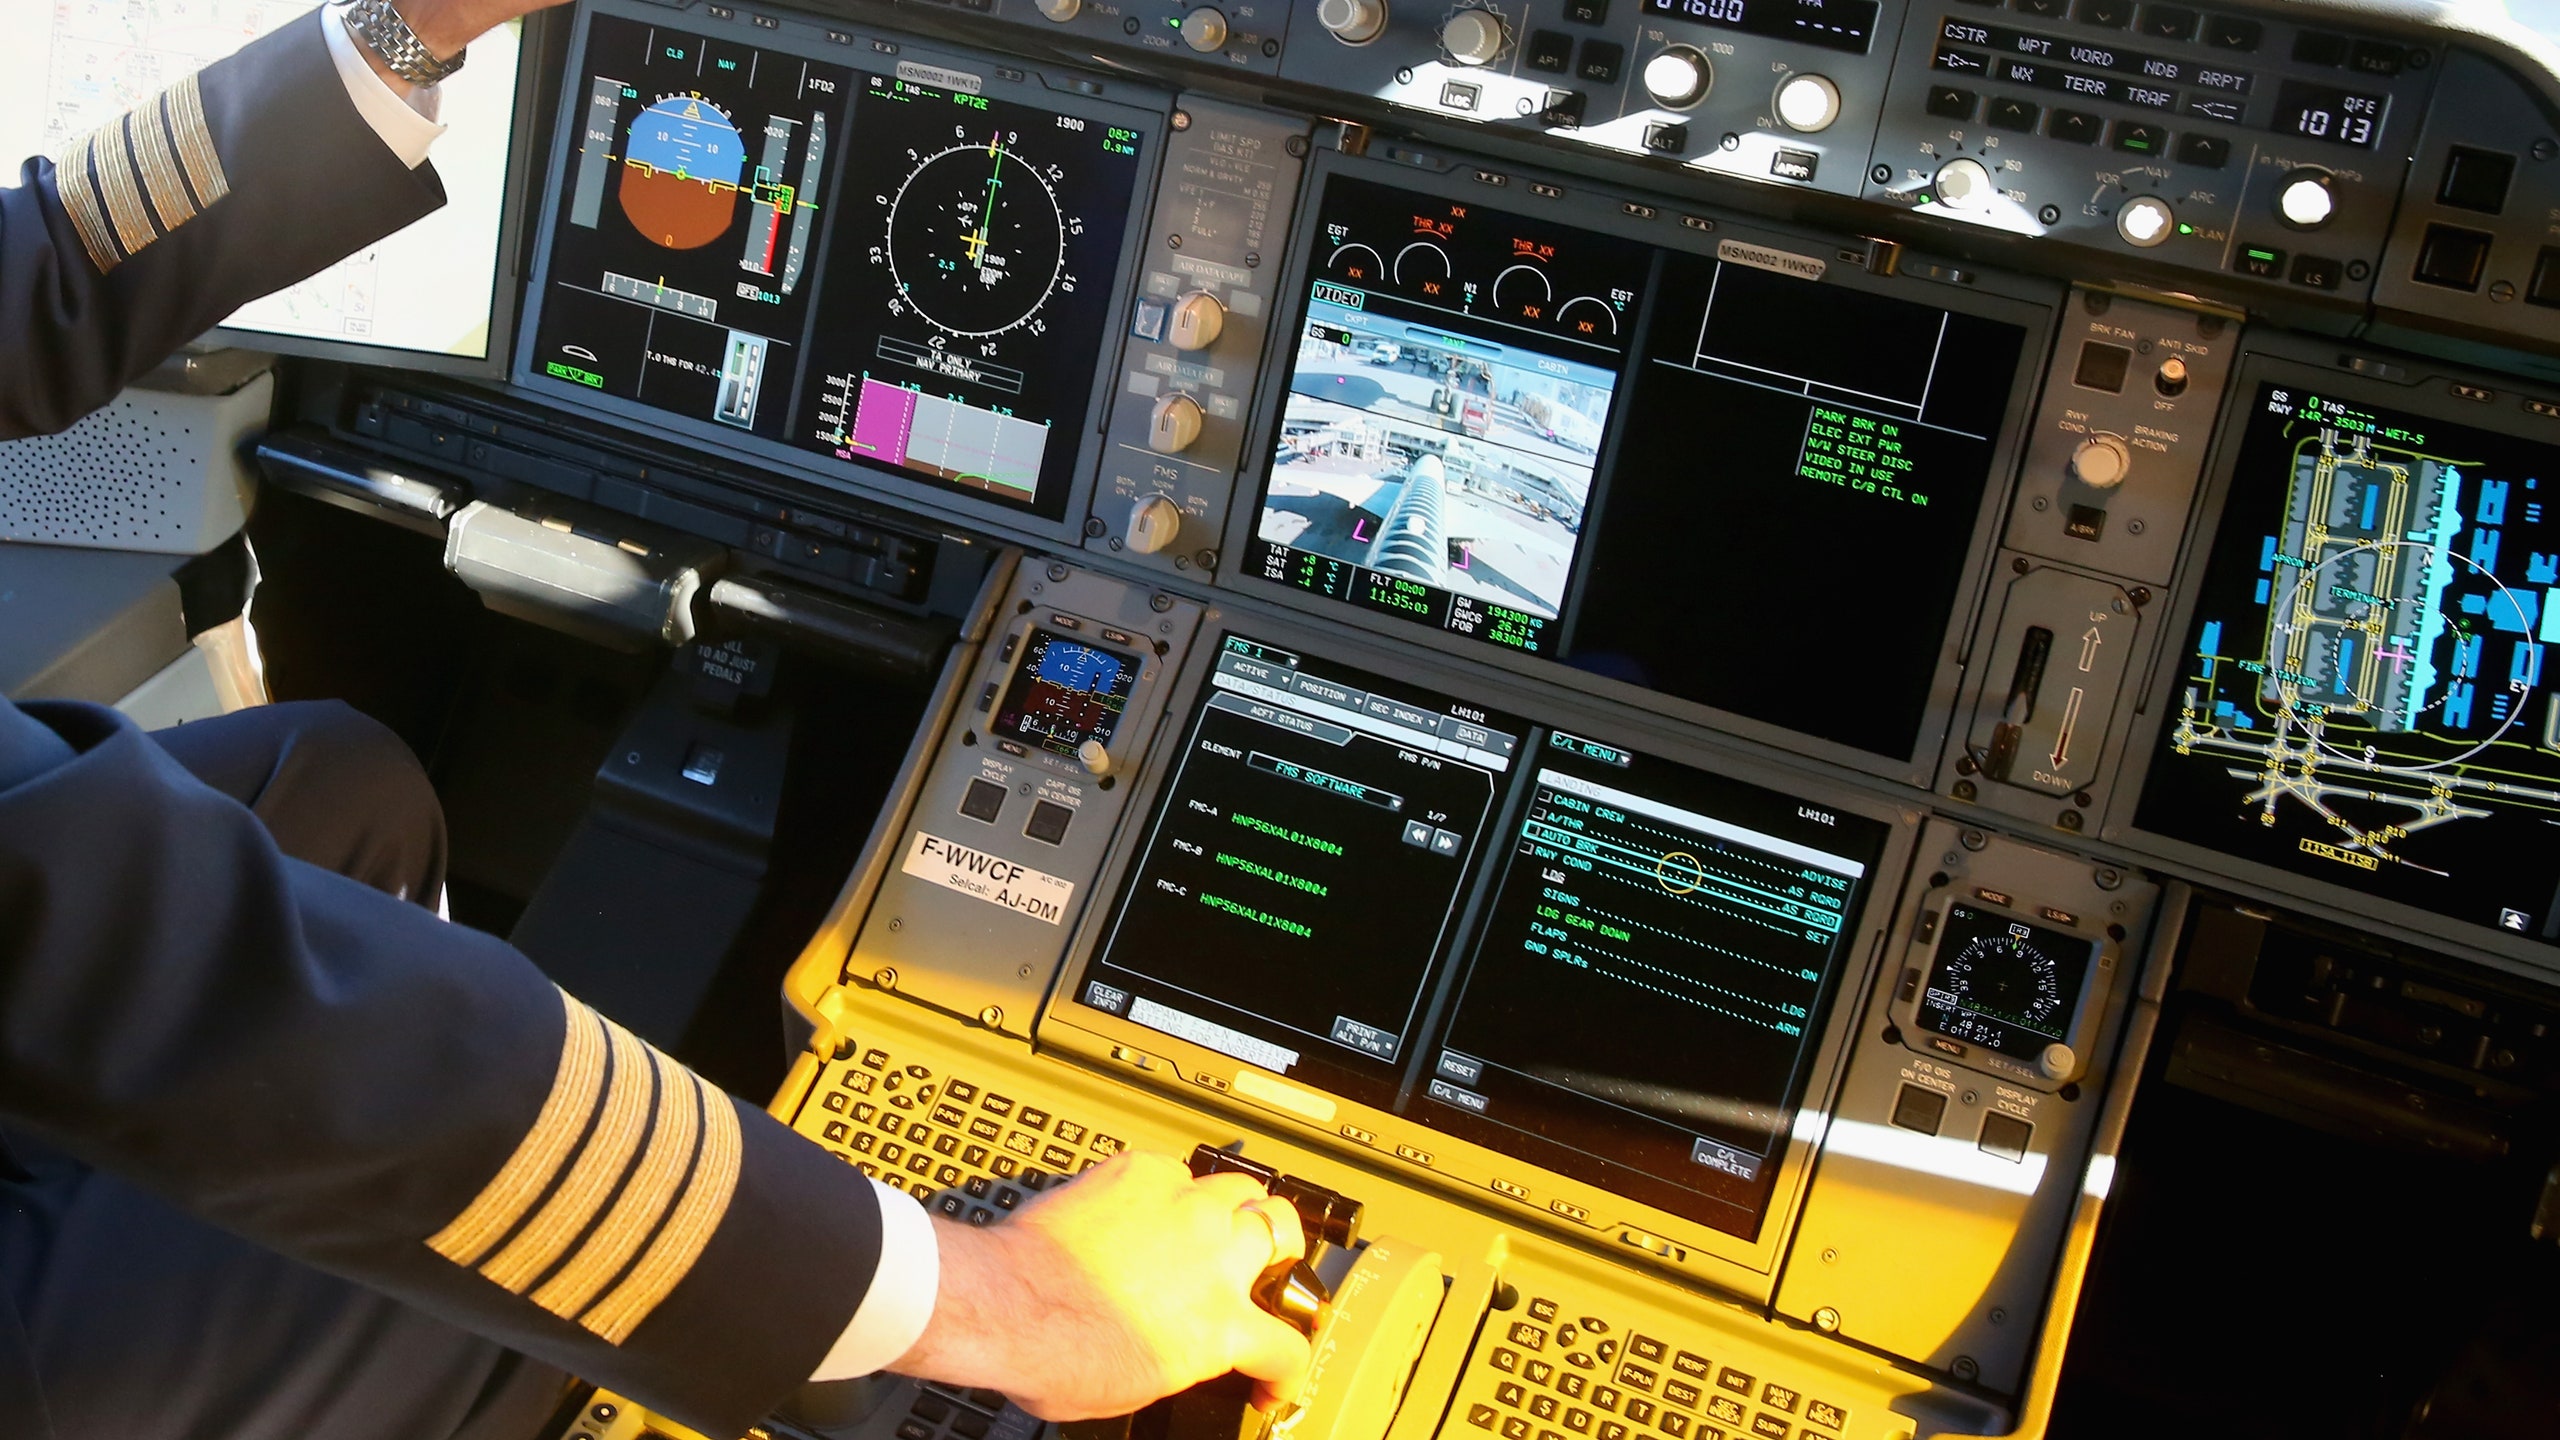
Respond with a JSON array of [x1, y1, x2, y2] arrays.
[[890, 1151, 1314, 1419]]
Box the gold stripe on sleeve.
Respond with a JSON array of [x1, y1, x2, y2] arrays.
[[127, 105, 196, 232], [165, 73, 230, 208], [527, 1044, 703, 1321], [92, 117, 159, 259], [53, 136, 123, 275], [478, 1018, 656, 1295], [427, 994, 609, 1269], [577, 1072, 743, 1345]]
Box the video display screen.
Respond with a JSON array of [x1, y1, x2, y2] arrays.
[[525, 11, 1148, 520], [2137, 379, 2560, 943], [1426, 733, 1889, 1239], [1080, 637, 1521, 1109], [1915, 904, 2091, 1061], [1076, 634, 1892, 1238], [992, 629, 1139, 758], [1247, 170, 2031, 760]]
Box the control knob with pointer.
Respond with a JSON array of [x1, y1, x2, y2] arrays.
[[2277, 169, 2336, 229], [2070, 433, 2133, 490], [1643, 47, 1711, 107], [1933, 157, 1994, 212], [1125, 494, 1184, 555], [1166, 291, 1224, 351], [1148, 393, 1205, 453], [1178, 7, 1228, 51]]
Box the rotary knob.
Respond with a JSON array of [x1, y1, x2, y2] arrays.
[[1773, 73, 1841, 132], [2038, 1043, 2077, 1081], [1126, 493, 1184, 554], [2155, 356, 2190, 397], [1933, 157, 1994, 212], [2116, 194, 2175, 247], [1179, 7, 1228, 51], [1642, 46, 1711, 108], [1035, 0, 1079, 19], [1440, 9, 1506, 66], [2277, 168, 2336, 229], [1167, 291, 1225, 351], [1316, 0, 1387, 43], [1079, 739, 1113, 778], [2071, 434, 2133, 489], [1148, 393, 1205, 453]]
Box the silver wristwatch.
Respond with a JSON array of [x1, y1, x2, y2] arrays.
[[342, 0, 468, 85]]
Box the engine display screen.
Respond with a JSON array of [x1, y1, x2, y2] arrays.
[[2137, 379, 2560, 944], [524, 11, 1148, 520], [1426, 733, 1890, 1239], [1915, 904, 2092, 1061], [1076, 633, 1891, 1238], [1247, 169, 2031, 761], [1079, 637, 1521, 1109], [992, 629, 1140, 758]]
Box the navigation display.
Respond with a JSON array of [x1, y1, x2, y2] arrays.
[[2137, 378, 2560, 943], [1915, 904, 2091, 1061], [525, 10, 1149, 520], [1247, 167, 2033, 761], [1074, 632, 1892, 1239], [992, 629, 1139, 758], [1427, 733, 1889, 1238], [1081, 638, 1521, 1109]]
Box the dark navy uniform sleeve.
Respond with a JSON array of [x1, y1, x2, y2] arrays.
[[0, 696, 888, 1436], [0, 10, 444, 439]]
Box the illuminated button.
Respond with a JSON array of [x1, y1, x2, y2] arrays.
[[1178, 7, 1228, 51], [1629, 1336, 1666, 1363], [1932, 157, 1994, 212], [1529, 1298, 1561, 1322], [2278, 169, 2336, 229], [1558, 1375, 1586, 1399], [1805, 1400, 1848, 1431], [1624, 1400, 1653, 1424], [1497, 1385, 1527, 1409], [1618, 1364, 1656, 1393], [1501, 1420, 1531, 1440], [1469, 1405, 1499, 1431], [1442, 8, 1507, 65], [2116, 195, 2174, 247], [1773, 73, 1840, 132], [1523, 1361, 1554, 1385], [1661, 1380, 1701, 1409], [1715, 1369, 1754, 1397], [1509, 1322, 1548, 1351], [1642, 46, 1711, 107], [1530, 1396, 1560, 1422], [1658, 1416, 1689, 1439], [1316, 0, 1388, 43], [1747, 1414, 1789, 1440], [1671, 1352, 1709, 1381], [1758, 1384, 1797, 1414]]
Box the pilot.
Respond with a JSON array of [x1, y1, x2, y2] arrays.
[[0, 4, 1313, 1439]]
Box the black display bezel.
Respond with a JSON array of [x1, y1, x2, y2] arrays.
[[509, 0, 1167, 544], [2106, 340, 2560, 977], [1215, 144, 2061, 789]]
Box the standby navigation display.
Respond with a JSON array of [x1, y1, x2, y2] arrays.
[[525, 11, 1148, 520], [2137, 378, 2560, 943], [1427, 732, 1889, 1238], [992, 629, 1139, 759], [1915, 904, 2093, 1062], [1075, 633, 1890, 1237], [1248, 165, 2033, 761]]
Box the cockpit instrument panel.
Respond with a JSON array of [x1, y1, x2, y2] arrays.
[[517, 1, 1158, 531], [1237, 151, 2051, 771]]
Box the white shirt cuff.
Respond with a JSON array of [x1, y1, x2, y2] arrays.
[[811, 1179, 944, 1381], [322, 0, 448, 169]]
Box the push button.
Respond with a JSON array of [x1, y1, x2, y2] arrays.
[[2413, 224, 2493, 291], [2439, 146, 2517, 214], [2109, 119, 2169, 156], [2071, 0, 2131, 27], [1577, 39, 1624, 84], [1890, 1083, 1948, 1135], [2175, 133, 2230, 168], [1526, 28, 1572, 73], [2046, 109, 2102, 144], [2236, 243, 2285, 278], [960, 778, 1007, 823], [1025, 800, 1074, 845], [1987, 96, 2040, 131], [2135, 4, 2195, 39], [2290, 253, 2342, 289], [1979, 1112, 2034, 1163], [1925, 85, 1978, 120], [2203, 14, 2261, 49], [2529, 247, 2560, 308]]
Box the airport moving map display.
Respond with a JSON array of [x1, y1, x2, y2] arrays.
[[2139, 380, 2560, 941]]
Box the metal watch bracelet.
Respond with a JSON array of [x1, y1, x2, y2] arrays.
[[342, 0, 467, 86]]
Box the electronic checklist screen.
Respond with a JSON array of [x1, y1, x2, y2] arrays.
[[1076, 633, 1893, 1238], [1426, 733, 1890, 1238]]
